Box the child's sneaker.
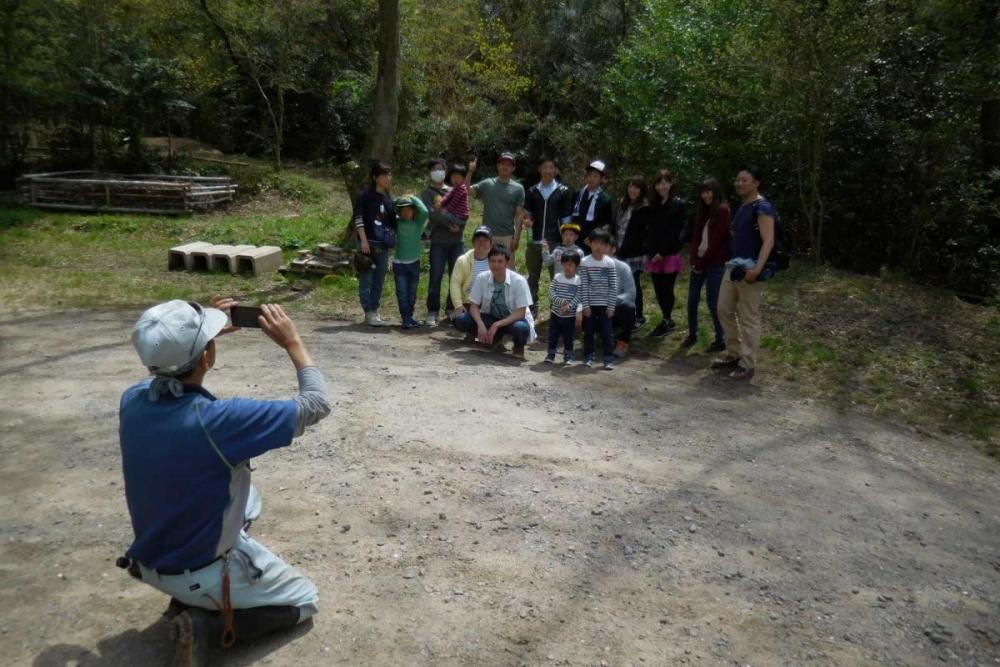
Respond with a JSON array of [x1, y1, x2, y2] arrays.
[[584, 356, 595, 367], [544, 353, 556, 364], [603, 360, 615, 370]]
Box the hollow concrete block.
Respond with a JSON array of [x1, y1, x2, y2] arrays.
[[188, 245, 227, 272], [168, 241, 212, 271], [211, 244, 257, 273], [236, 246, 283, 276]]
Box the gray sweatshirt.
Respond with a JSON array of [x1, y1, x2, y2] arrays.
[[612, 257, 637, 308]]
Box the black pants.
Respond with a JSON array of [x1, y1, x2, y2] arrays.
[[632, 270, 644, 320], [651, 272, 679, 322], [547, 314, 577, 359], [612, 303, 636, 344], [584, 306, 614, 362]]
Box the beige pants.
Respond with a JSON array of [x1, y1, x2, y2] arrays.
[[718, 269, 764, 369]]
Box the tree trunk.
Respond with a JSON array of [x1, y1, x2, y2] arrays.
[[368, 0, 401, 164]]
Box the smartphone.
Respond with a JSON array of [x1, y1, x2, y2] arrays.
[[230, 305, 263, 328]]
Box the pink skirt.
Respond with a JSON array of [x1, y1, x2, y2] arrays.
[[645, 254, 683, 274]]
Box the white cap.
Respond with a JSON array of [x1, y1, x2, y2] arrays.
[[132, 300, 229, 373], [587, 160, 606, 174]]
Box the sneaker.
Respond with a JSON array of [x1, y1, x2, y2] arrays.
[[604, 360, 615, 370], [170, 608, 221, 667], [369, 312, 390, 327], [426, 313, 439, 327], [402, 319, 421, 329], [544, 354, 556, 364], [365, 311, 378, 326], [463, 331, 476, 343], [584, 357, 595, 367], [650, 322, 670, 338], [635, 315, 647, 327], [512, 344, 526, 359], [729, 366, 756, 381], [681, 334, 698, 348], [711, 355, 741, 370], [613, 341, 629, 358], [707, 340, 726, 353], [564, 357, 576, 367]]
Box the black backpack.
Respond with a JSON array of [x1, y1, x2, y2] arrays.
[[752, 199, 791, 271]]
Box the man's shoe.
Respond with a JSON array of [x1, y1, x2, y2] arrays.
[[584, 357, 595, 367], [369, 312, 390, 327], [603, 360, 615, 370], [613, 341, 629, 358], [364, 311, 377, 326], [170, 608, 221, 667], [512, 344, 526, 359], [711, 355, 741, 370], [426, 313, 439, 327], [564, 357, 576, 367], [681, 334, 698, 348], [707, 340, 726, 353], [729, 366, 755, 381]]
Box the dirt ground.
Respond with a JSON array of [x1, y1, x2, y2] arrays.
[[1, 310, 998, 667]]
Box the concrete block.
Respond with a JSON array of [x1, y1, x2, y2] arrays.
[[168, 241, 212, 271], [189, 244, 225, 272], [211, 244, 257, 273], [236, 246, 283, 276]]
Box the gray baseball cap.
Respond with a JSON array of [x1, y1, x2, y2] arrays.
[[132, 300, 228, 374]]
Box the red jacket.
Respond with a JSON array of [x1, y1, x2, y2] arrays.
[[689, 203, 731, 270]]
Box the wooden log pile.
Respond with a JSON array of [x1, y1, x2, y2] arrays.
[[17, 171, 237, 214], [280, 243, 352, 276]]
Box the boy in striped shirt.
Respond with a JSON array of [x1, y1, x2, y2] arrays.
[[546, 253, 584, 365], [581, 228, 619, 369]]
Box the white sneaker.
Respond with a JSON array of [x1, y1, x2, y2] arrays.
[[365, 312, 377, 326], [369, 312, 390, 327], [426, 313, 439, 327]]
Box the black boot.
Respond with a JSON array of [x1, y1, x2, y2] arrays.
[[231, 605, 301, 644]]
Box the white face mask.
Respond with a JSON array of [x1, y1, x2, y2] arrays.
[[430, 170, 446, 184]]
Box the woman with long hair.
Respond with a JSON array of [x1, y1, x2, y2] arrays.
[[614, 175, 650, 328], [644, 169, 687, 337], [683, 178, 731, 350], [353, 161, 395, 326]]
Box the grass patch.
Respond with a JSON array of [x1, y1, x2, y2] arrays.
[[639, 262, 999, 454]]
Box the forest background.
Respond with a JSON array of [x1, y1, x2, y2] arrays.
[[0, 0, 998, 295]]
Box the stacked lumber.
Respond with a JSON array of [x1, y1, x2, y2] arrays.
[[17, 171, 236, 214], [280, 243, 352, 276]]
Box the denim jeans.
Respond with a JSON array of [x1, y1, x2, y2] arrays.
[[358, 242, 389, 313], [547, 314, 577, 359], [687, 265, 725, 343], [427, 241, 464, 314], [612, 303, 636, 345], [393, 260, 420, 322], [454, 312, 530, 346], [584, 305, 614, 362]]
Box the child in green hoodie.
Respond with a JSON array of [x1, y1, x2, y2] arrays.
[[393, 195, 429, 328]]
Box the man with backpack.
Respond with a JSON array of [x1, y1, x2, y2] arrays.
[[712, 165, 776, 381]]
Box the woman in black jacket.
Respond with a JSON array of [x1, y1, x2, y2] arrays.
[[644, 169, 687, 337], [614, 176, 650, 325]]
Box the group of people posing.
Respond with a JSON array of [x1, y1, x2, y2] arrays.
[[353, 153, 776, 379]]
